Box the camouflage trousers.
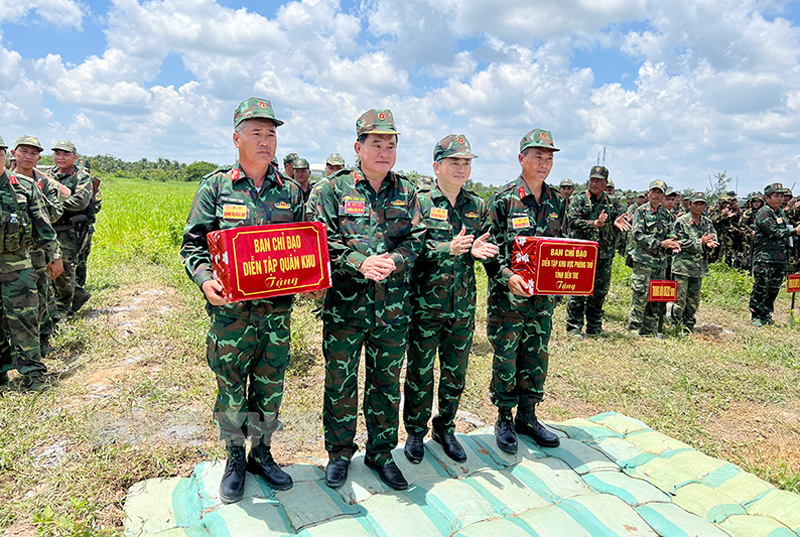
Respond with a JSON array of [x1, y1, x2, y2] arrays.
[[487, 298, 554, 413], [206, 303, 290, 443], [566, 256, 613, 334], [672, 274, 702, 330], [628, 263, 666, 335], [75, 228, 94, 288], [53, 231, 88, 319], [0, 267, 45, 378], [323, 320, 406, 465], [403, 314, 473, 436], [34, 265, 56, 356], [749, 263, 785, 323]]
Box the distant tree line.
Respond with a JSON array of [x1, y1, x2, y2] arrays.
[[40, 154, 219, 182]]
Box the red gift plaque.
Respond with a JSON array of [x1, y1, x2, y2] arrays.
[[788, 274, 800, 293], [512, 237, 599, 295], [648, 280, 678, 302], [207, 222, 331, 302]]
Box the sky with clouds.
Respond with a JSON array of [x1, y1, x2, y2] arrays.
[[2, 0, 800, 193]]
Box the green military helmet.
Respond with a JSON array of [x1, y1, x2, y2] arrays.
[[433, 133, 478, 162], [519, 128, 559, 152], [649, 180, 667, 192], [0, 135, 6, 149], [14, 135, 44, 152], [764, 182, 783, 196], [52, 140, 77, 153], [293, 158, 309, 169], [326, 153, 345, 166], [356, 109, 400, 137], [559, 178, 574, 188], [690, 192, 708, 204], [233, 97, 284, 128], [589, 165, 609, 180], [283, 152, 298, 165]]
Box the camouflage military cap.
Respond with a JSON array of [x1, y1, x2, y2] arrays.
[[293, 158, 309, 169], [356, 109, 400, 137], [726, 190, 736, 197], [233, 97, 284, 128], [559, 178, 574, 188], [782, 187, 793, 195], [0, 135, 6, 149], [520, 128, 559, 153], [764, 182, 783, 196], [433, 134, 478, 162], [637, 192, 646, 197], [52, 140, 77, 153], [76, 158, 88, 170], [649, 180, 667, 192], [589, 165, 609, 180], [326, 153, 345, 166], [682, 192, 691, 200], [690, 192, 708, 204], [665, 189, 678, 197], [14, 135, 43, 152], [283, 152, 298, 165], [607, 179, 615, 188]]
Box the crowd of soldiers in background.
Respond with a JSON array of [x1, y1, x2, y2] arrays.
[[0, 136, 102, 391]]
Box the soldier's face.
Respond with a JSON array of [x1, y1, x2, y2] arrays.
[[433, 157, 472, 189], [665, 195, 678, 208], [648, 188, 664, 205], [325, 164, 343, 176], [605, 186, 615, 194], [588, 177, 607, 196], [294, 168, 310, 185], [355, 134, 397, 178], [12, 145, 40, 172], [285, 162, 294, 178], [519, 147, 554, 184], [0, 149, 5, 170], [234, 119, 277, 166], [766, 193, 783, 209], [682, 199, 690, 208], [53, 149, 78, 172], [690, 201, 706, 218]]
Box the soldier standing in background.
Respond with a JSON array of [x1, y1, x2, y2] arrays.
[[314, 109, 424, 491], [483, 128, 564, 455], [181, 97, 303, 503], [403, 134, 497, 465], [0, 135, 63, 391], [50, 141, 93, 318], [325, 153, 345, 176], [740, 194, 763, 273], [671, 192, 718, 331], [749, 183, 800, 327], [74, 158, 102, 292], [559, 178, 575, 211], [566, 165, 629, 337], [283, 153, 298, 179], [291, 158, 312, 203]]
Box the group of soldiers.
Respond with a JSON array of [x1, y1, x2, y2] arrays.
[[0, 135, 101, 391]]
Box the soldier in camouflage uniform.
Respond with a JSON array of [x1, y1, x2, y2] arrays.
[[74, 158, 102, 292], [718, 196, 743, 268], [282, 152, 298, 179], [671, 192, 718, 331], [708, 197, 729, 263], [325, 153, 345, 177], [181, 98, 303, 503], [749, 183, 800, 326], [50, 141, 94, 318], [313, 109, 424, 491], [628, 180, 681, 336], [740, 194, 763, 272], [623, 193, 647, 264], [402, 134, 497, 465], [0, 135, 63, 391], [12, 136, 63, 356], [566, 166, 629, 337], [291, 158, 312, 203], [483, 128, 564, 455], [559, 178, 575, 212]]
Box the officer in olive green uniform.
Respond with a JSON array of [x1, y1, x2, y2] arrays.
[[403, 134, 497, 465], [559, 178, 575, 212], [74, 158, 102, 292], [314, 109, 424, 491], [324, 153, 345, 177], [566, 165, 629, 336], [0, 135, 63, 391], [628, 180, 681, 336], [671, 192, 718, 331], [749, 183, 800, 326], [283, 152, 298, 179], [483, 128, 564, 455], [50, 141, 93, 318], [291, 158, 312, 203], [181, 98, 303, 503]]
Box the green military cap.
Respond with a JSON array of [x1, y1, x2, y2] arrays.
[[589, 165, 609, 180], [233, 97, 284, 128], [14, 135, 43, 152], [293, 158, 309, 169], [782, 187, 793, 195], [326, 152, 345, 166], [649, 180, 667, 192], [764, 182, 783, 196], [433, 133, 478, 162], [356, 109, 400, 137], [637, 192, 646, 197], [682, 192, 691, 200], [520, 128, 559, 152], [726, 190, 736, 197], [0, 135, 6, 149], [559, 178, 574, 188], [283, 153, 298, 165], [52, 140, 77, 153], [690, 192, 708, 204], [665, 188, 678, 197], [607, 179, 615, 188]]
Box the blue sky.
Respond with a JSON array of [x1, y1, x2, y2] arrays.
[[2, 0, 800, 194]]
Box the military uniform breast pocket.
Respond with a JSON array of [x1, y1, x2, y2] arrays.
[[385, 206, 411, 237], [507, 213, 532, 240], [425, 219, 451, 241], [270, 200, 294, 223]]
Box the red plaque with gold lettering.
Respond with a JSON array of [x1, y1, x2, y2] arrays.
[[511, 237, 599, 295], [648, 280, 678, 302], [788, 274, 800, 294], [207, 222, 331, 302]]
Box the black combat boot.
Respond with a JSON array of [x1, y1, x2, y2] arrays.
[[247, 442, 293, 491], [219, 443, 247, 504], [515, 408, 560, 448], [432, 428, 467, 462], [494, 408, 517, 454], [404, 435, 425, 464]]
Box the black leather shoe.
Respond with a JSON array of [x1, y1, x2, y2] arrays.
[[495, 409, 518, 454], [431, 429, 467, 462], [247, 443, 293, 491], [404, 435, 425, 464], [325, 459, 350, 489], [364, 458, 409, 491], [220, 444, 247, 504], [515, 411, 560, 448]]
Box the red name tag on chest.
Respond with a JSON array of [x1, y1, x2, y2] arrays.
[[345, 200, 366, 215]]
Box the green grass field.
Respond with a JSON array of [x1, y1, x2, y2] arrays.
[[1, 177, 798, 535]]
